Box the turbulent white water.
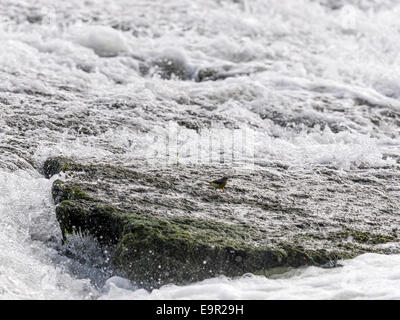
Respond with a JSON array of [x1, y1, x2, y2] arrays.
[[1, 0, 400, 299]]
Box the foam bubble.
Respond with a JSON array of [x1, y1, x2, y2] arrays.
[[70, 25, 129, 57]]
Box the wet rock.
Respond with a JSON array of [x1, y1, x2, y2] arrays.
[[44, 157, 400, 288], [146, 50, 194, 80], [195, 68, 220, 82], [140, 51, 265, 82], [43, 157, 77, 179], [26, 15, 42, 24]]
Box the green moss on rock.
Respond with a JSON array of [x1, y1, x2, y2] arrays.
[[52, 179, 93, 204], [343, 229, 397, 245], [111, 219, 343, 286], [112, 226, 277, 286], [43, 156, 400, 288], [53, 191, 342, 286], [43, 157, 80, 178], [56, 200, 124, 244], [316, 228, 398, 246]]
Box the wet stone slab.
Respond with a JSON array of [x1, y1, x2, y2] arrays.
[[43, 156, 400, 288]]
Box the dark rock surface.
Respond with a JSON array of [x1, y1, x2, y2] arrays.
[[44, 156, 400, 288]]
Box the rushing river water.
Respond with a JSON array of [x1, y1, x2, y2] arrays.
[[1, 0, 400, 299]]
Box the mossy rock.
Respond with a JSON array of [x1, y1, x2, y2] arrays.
[[55, 198, 339, 287], [43, 156, 400, 288], [52, 179, 94, 203], [341, 229, 397, 245], [56, 200, 124, 244], [43, 157, 85, 178]]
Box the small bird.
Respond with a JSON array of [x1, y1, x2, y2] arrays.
[[208, 177, 229, 191]]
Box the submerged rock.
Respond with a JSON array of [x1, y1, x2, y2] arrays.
[[144, 49, 194, 80], [43, 157, 400, 288], [138, 49, 266, 82]]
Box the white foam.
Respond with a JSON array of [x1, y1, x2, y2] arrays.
[[0, 170, 97, 299], [69, 25, 129, 57]]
